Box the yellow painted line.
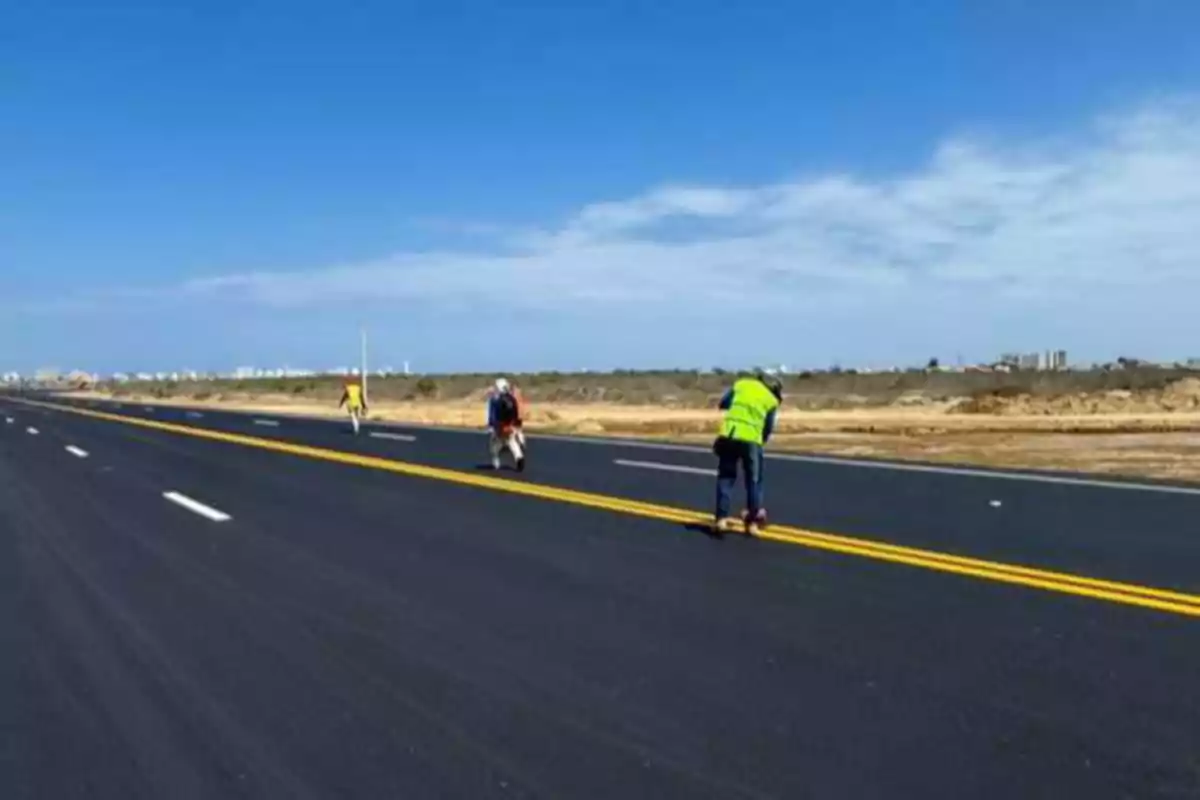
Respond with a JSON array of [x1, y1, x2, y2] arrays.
[[18, 398, 1200, 618]]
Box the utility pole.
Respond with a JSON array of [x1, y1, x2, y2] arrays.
[[360, 326, 369, 404]]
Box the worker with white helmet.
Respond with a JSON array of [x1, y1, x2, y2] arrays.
[[486, 377, 526, 471]]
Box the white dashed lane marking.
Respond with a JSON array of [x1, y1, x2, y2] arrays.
[[253, 419, 280, 427], [65, 446, 89, 458], [614, 458, 716, 476], [369, 432, 417, 442], [26, 427, 39, 436], [162, 492, 232, 522]]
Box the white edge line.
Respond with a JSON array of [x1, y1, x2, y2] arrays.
[[163, 491, 231, 522], [38, 399, 1200, 497], [182, 409, 1200, 495], [509, 433, 1200, 496], [65, 445, 89, 458], [615, 458, 716, 476], [369, 432, 417, 442]]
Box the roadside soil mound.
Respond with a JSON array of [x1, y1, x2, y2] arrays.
[[951, 377, 1200, 416]]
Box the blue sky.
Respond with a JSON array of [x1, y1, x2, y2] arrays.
[[4, 0, 1200, 374]]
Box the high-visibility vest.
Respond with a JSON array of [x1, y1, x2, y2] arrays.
[[345, 384, 363, 407], [719, 378, 780, 445]]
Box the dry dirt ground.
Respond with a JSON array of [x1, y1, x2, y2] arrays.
[[65, 377, 1200, 483]]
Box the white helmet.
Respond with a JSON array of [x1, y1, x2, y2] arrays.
[[494, 377, 510, 394]]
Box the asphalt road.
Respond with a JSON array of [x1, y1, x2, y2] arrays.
[[3, 394, 1199, 799]]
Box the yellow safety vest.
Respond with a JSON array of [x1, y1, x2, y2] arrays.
[[344, 384, 363, 408], [719, 378, 780, 445]]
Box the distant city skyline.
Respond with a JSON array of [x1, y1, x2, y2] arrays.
[[8, 354, 1200, 385]]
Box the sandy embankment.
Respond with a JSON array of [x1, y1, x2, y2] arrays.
[[67, 381, 1200, 483]]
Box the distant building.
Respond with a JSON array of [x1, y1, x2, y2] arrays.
[[998, 349, 1067, 371]]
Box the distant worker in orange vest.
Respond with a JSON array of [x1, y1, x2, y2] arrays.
[[339, 378, 367, 435], [487, 377, 526, 471]]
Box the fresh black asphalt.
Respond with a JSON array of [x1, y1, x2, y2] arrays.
[[2, 395, 1198, 798]]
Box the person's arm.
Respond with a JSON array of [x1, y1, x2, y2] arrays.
[[486, 395, 495, 428], [338, 389, 348, 408], [763, 408, 777, 443], [718, 389, 734, 410]]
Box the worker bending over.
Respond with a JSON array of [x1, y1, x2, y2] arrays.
[[339, 378, 367, 434], [712, 373, 782, 535], [487, 377, 526, 471]]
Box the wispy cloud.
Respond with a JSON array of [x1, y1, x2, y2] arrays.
[[36, 97, 1200, 318]]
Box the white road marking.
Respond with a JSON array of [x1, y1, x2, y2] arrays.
[[145, 407, 155, 413], [253, 419, 280, 427], [162, 491, 232, 522], [614, 458, 717, 476], [33, 398, 1200, 497], [283, 419, 1200, 494], [26, 427, 39, 435], [369, 432, 417, 442], [767, 453, 1200, 496], [989, 500, 1003, 508], [5, 417, 12, 424], [186, 411, 204, 419], [543, 435, 1200, 496], [65, 446, 89, 458]]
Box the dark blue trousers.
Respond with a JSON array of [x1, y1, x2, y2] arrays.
[[714, 437, 764, 519]]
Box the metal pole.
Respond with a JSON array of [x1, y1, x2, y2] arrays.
[[360, 326, 369, 404]]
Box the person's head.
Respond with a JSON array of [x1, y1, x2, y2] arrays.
[[494, 377, 511, 395], [757, 372, 783, 401]]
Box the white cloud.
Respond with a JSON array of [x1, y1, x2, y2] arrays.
[[90, 97, 1200, 317]]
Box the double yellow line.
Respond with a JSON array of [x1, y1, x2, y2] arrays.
[[18, 398, 1200, 618]]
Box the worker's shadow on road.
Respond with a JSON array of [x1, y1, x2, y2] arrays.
[[683, 522, 726, 541]]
